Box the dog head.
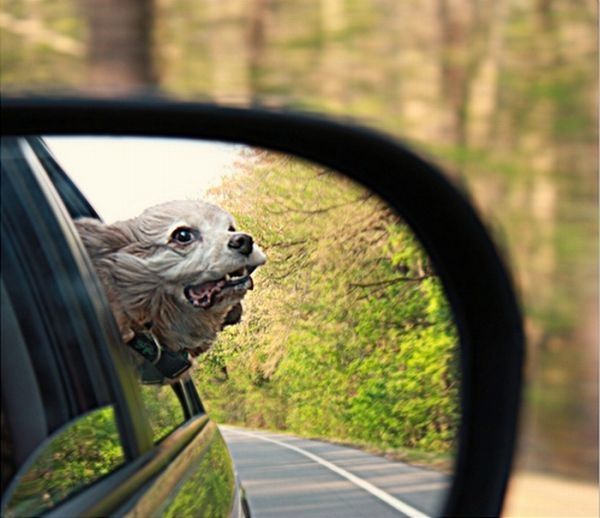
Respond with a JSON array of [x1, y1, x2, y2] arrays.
[[76, 200, 266, 348]]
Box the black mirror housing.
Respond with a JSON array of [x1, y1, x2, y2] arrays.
[[1, 96, 524, 516]]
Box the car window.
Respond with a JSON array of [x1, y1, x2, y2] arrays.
[[1, 137, 152, 514], [27, 137, 196, 443], [139, 384, 187, 443], [3, 406, 124, 518], [2, 137, 210, 517]]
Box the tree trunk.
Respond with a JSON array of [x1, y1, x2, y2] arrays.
[[82, 0, 157, 93], [247, 0, 269, 101]]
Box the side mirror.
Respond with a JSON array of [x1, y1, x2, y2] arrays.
[[1, 97, 524, 516]]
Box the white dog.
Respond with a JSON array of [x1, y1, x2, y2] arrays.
[[75, 200, 266, 370]]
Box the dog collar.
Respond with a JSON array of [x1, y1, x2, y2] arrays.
[[128, 332, 192, 383]]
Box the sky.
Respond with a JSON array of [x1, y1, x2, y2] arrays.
[[45, 137, 243, 223]]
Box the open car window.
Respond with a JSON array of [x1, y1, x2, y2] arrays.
[[27, 136, 207, 416], [0, 137, 196, 515]]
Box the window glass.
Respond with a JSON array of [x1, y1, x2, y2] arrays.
[[139, 383, 186, 443], [4, 406, 123, 517]]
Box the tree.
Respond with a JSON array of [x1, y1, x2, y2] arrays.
[[195, 150, 460, 456], [82, 0, 157, 93]]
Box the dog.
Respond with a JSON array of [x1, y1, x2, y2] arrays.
[[75, 200, 266, 368]]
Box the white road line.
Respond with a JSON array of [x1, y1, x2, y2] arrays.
[[222, 428, 430, 518]]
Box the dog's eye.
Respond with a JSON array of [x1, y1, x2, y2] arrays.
[[228, 225, 236, 232], [171, 227, 196, 244]]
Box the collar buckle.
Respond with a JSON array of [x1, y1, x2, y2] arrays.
[[127, 332, 192, 383]]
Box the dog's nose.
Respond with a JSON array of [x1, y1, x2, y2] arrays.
[[228, 233, 254, 255]]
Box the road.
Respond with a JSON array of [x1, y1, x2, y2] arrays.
[[220, 426, 450, 518]]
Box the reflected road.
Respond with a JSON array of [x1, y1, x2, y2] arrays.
[[220, 426, 450, 517]]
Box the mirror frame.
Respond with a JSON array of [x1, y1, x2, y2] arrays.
[[1, 96, 524, 516]]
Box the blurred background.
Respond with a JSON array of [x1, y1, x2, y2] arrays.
[[1, 0, 597, 515]]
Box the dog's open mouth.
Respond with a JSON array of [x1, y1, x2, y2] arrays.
[[184, 266, 255, 309]]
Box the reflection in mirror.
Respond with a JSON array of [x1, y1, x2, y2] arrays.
[[46, 137, 459, 515], [161, 430, 235, 518], [4, 406, 123, 518], [139, 384, 187, 443]]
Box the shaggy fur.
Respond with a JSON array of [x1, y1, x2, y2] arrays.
[[75, 200, 266, 358]]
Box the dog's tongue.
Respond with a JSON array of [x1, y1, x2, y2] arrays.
[[186, 280, 225, 308]]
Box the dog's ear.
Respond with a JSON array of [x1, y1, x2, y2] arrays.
[[75, 218, 135, 256], [222, 303, 243, 329]]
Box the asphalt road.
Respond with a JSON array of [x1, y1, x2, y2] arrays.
[[220, 426, 451, 518]]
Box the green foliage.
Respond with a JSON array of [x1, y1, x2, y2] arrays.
[[195, 152, 460, 457]]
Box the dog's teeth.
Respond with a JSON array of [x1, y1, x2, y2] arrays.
[[242, 267, 248, 276], [225, 273, 232, 281]]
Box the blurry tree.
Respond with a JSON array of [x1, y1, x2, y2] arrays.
[[247, 0, 268, 100], [81, 0, 156, 92], [0, 0, 85, 89]]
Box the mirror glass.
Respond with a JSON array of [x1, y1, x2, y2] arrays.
[[45, 136, 460, 516]]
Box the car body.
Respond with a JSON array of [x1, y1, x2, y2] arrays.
[[0, 136, 249, 517]]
